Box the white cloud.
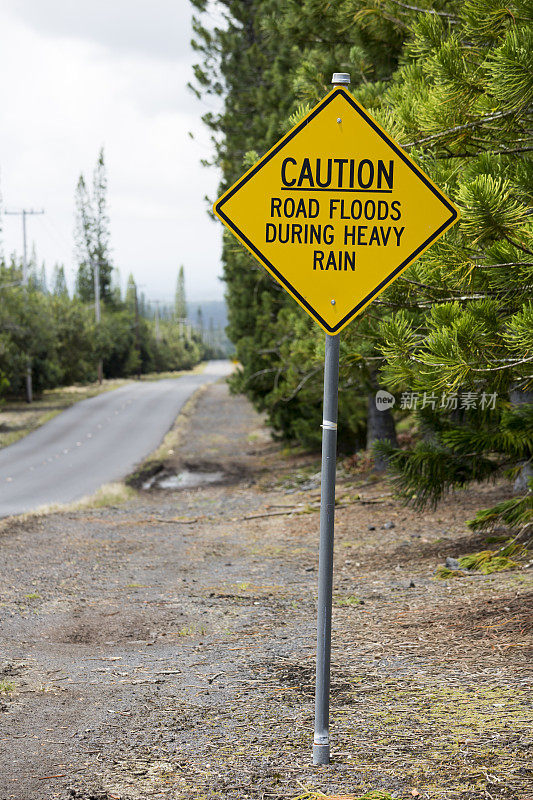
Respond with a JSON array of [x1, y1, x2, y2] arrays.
[[0, 0, 195, 60], [0, 1, 223, 302]]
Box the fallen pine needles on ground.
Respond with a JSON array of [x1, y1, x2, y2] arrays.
[[292, 790, 396, 800]]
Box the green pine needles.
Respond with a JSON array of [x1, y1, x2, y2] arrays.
[[373, 0, 532, 528]]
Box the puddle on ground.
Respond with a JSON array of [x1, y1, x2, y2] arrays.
[[143, 469, 225, 491]]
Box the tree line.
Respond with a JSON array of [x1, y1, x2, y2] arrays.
[[190, 0, 532, 531], [0, 150, 226, 401]]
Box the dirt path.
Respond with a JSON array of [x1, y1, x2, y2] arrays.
[[0, 381, 531, 800]]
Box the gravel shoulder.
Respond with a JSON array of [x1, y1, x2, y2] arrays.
[[0, 380, 531, 800]]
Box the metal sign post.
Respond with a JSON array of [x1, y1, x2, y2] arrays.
[[313, 331, 340, 765], [313, 71, 348, 768]]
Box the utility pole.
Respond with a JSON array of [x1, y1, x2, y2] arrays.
[[134, 285, 142, 380], [4, 208, 45, 402], [92, 257, 103, 384], [4, 208, 45, 285]]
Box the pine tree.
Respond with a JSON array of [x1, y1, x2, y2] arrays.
[[125, 273, 137, 314], [26, 244, 39, 290], [371, 0, 533, 529], [74, 174, 93, 302], [175, 265, 187, 319], [39, 264, 47, 294], [139, 292, 147, 318], [109, 267, 122, 306], [74, 148, 113, 305], [52, 265, 68, 298], [92, 148, 113, 302]]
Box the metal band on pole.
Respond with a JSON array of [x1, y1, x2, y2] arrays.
[[312, 71, 350, 767]]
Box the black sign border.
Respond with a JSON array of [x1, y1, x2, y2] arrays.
[[215, 88, 459, 334]]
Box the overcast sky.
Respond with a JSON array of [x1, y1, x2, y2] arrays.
[[0, 0, 224, 302]]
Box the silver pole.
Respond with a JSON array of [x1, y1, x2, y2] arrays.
[[22, 211, 32, 402], [313, 332, 340, 765], [93, 259, 101, 324], [92, 258, 103, 384], [313, 71, 350, 767], [22, 210, 28, 285]]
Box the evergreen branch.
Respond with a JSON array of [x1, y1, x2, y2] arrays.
[[386, 0, 458, 20], [349, 5, 410, 30], [403, 107, 530, 148], [468, 498, 533, 531], [257, 336, 291, 356], [345, 355, 385, 362], [474, 268, 533, 269], [412, 292, 529, 304], [503, 235, 533, 257], [437, 146, 533, 159], [470, 354, 533, 373], [375, 441, 500, 509], [243, 368, 279, 386], [281, 367, 323, 403], [399, 277, 455, 293], [410, 354, 533, 371]]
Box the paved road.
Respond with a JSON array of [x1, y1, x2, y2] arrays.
[[0, 361, 233, 517]]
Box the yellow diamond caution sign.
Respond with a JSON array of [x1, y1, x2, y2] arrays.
[[214, 87, 460, 334]]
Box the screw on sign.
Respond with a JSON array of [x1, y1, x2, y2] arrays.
[[214, 72, 460, 765]]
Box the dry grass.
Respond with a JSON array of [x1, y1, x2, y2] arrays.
[[0, 483, 136, 531], [147, 382, 211, 465]]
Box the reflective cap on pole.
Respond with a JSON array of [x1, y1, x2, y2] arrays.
[[331, 73, 351, 85]]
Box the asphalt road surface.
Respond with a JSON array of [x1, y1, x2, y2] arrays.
[[0, 361, 233, 518]]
